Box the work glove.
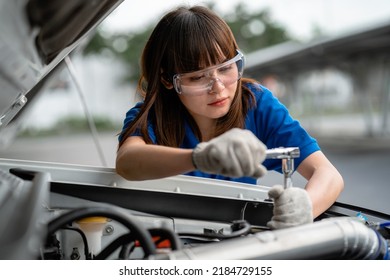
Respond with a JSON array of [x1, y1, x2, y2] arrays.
[[267, 185, 313, 229], [192, 128, 267, 178]]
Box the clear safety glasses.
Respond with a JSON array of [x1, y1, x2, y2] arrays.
[[173, 50, 245, 95]]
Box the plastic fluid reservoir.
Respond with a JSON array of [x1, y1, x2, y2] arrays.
[[77, 216, 108, 257]]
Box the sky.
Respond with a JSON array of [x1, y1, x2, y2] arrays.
[[102, 0, 390, 41]]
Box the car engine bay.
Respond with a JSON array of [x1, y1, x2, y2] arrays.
[[1, 159, 389, 260]]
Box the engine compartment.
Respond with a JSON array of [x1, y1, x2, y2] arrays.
[[1, 160, 389, 260]]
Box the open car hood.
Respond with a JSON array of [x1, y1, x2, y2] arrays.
[[0, 0, 124, 145], [0, 0, 389, 261]]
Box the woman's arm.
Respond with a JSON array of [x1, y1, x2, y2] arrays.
[[116, 128, 268, 181], [116, 136, 195, 180], [297, 151, 344, 218]]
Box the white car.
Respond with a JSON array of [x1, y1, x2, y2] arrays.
[[0, 0, 389, 260]]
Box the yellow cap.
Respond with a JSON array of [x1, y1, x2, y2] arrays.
[[76, 216, 108, 224]]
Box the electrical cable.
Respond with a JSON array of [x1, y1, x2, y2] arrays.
[[63, 227, 90, 260], [46, 206, 156, 258], [179, 220, 252, 240], [379, 221, 390, 228]]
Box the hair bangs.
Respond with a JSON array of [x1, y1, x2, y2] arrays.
[[168, 7, 237, 75]]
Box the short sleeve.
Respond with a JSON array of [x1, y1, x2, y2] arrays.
[[118, 102, 157, 143], [245, 84, 320, 173]]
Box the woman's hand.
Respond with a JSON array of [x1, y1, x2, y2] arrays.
[[267, 185, 313, 229], [192, 128, 267, 178]]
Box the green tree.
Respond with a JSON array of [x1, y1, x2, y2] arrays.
[[83, 2, 292, 83], [225, 4, 292, 53]]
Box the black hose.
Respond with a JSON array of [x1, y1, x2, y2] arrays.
[[95, 227, 182, 260], [118, 242, 136, 260], [47, 206, 156, 258], [95, 233, 135, 260]]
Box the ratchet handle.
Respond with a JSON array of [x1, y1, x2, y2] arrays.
[[265, 147, 300, 188]]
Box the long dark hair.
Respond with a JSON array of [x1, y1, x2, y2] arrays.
[[118, 5, 255, 148]]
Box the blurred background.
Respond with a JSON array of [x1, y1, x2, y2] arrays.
[[0, 0, 389, 213]]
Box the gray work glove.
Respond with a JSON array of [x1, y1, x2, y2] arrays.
[[192, 128, 267, 178], [267, 185, 313, 229]]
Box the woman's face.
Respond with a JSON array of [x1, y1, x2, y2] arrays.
[[178, 78, 238, 124], [174, 51, 243, 126]]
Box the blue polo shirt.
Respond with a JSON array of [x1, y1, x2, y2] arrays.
[[120, 83, 320, 184]]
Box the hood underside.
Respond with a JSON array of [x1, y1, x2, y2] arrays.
[[0, 0, 124, 144]]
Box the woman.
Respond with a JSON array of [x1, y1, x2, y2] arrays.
[[116, 5, 344, 229]]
